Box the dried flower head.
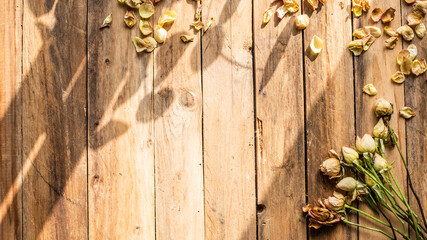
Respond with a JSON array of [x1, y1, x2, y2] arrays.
[[309, 35, 323, 55], [385, 37, 398, 49], [397, 25, 415, 41], [124, 11, 137, 28], [374, 98, 393, 117], [391, 71, 405, 84], [337, 177, 357, 192], [356, 134, 376, 153], [320, 158, 342, 179], [303, 200, 341, 229], [342, 147, 359, 164], [381, 8, 395, 23], [400, 107, 416, 119], [363, 83, 377, 96], [100, 13, 113, 29], [371, 8, 383, 22], [139, 1, 155, 19], [139, 20, 153, 35], [324, 192, 345, 211], [373, 153, 388, 172], [384, 26, 399, 37], [295, 14, 310, 30], [415, 23, 426, 38], [407, 12, 423, 27], [373, 118, 389, 139], [263, 7, 274, 24]]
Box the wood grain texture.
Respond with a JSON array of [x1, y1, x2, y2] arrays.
[[253, 1, 306, 239], [401, 1, 427, 236], [303, 2, 357, 240], [202, 0, 256, 239], [353, 1, 407, 239], [153, 1, 204, 239], [88, 1, 155, 239], [0, 0, 22, 239], [22, 0, 88, 239]]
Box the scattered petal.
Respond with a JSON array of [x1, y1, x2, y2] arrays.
[[419, 58, 427, 74], [139, 1, 155, 19], [381, 8, 395, 23], [384, 26, 398, 37], [309, 35, 323, 55], [412, 59, 423, 76], [154, 26, 167, 43], [306, 0, 319, 11], [263, 7, 274, 24], [415, 23, 426, 38], [407, 12, 423, 27], [385, 37, 398, 49], [407, 44, 417, 60], [348, 39, 364, 56], [191, 20, 204, 31], [124, 11, 137, 28], [361, 0, 370, 11], [399, 107, 416, 119], [397, 25, 415, 41], [295, 14, 310, 30], [352, 4, 363, 17], [365, 26, 382, 38], [400, 56, 413, 75], [413, 1, 427, 16], [204, 18, 214, 32], [180, 35, 194, 43], [339, 1, 345, 9], [158, 10, 177, 27], [132, 36, 157, 53], [363, 84, 377, 96], [405, 0, 415, 3], [125, 0, 142, 9], [118, 0, 125, 3], [397, 50, 411, 65], [194, 5, 202, 21], [391, 71, 405, 83], [362, 34, 376, 51], [100, 13, 113, 29], [353, 28, 368, 39], [139, 20, 153, 35], [276, 5, 287, 19], [371, 8, 383, 22]]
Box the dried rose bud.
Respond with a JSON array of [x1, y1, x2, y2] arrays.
[[320, 158, 341, 179], [342, 146, 359, 164], [295, 14, 309, 30], [324, 192, 345, 211], [399, 107, 416, 119], [374, 98, 393, 117], [356, 134, 376, 153], [373, 118, 389, 139], [363, 83, 377, 96], [374, 153, 388, 172], [303, 201, 341, 229], [337, 177, 357, 192], [365, 174, 376, 187]]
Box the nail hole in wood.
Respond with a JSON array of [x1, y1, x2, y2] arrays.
[[257, 204, 266, 214]]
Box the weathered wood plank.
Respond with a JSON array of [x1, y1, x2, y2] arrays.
[[0, 0, 22, 239], [202, 0, 256, 239], [22, 0, 88, 239], [153, 1, 204, 239], [353, 1, 406, 238], [303, 2, 357, 240], [87, 1, 155, 239], [254, 1, 306, 239], [401, 1, 427, 236]]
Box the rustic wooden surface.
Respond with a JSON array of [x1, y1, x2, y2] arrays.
[[0, 0, 425, 239]]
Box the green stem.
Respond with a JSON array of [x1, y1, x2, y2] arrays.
[[342, 219, 394, 239]]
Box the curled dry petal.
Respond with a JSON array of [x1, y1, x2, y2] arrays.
[[391, 71, 405, 84], [337, 177, 357, 192], [356, 134, 376, 153], [191, 20, 204, 31], [306, 0, 319, 11], [100, 14, 113, 29], [139, 20, 153, 35], [405, 0, 415, 3], [407, 44, 417, 60], [309, 35, 323, 55], [381, 8, 395, 23], [419, 58, 427, 74], [397, 25, 415, 41], [374, 98, 393, 117], [132, 36, 157, 53], [158, 10, 177, 27], [373, 118, 389, 139], [124, 11, 137, 28], [342, 147, 359, 164], [400, 56, 413, 75], [400, 107, 416, 119], [363, 83, 377, 96], [295, 14, 310, 30], [407, 12, 423, 27], [204, 18, 214, 32], [352, 3, 363, 17], [276, 5, 287, 20], [283, 0, 300, 13], [320, 158, 342, 179], [415, 23, 426, 38], [412, 60, 423, 76], [339, 1, 345, 9], [328, 149, 340, 159], [139, 1, 155, 19], [324, 192, 345, 211], [371, 8, 383, 22], [413, 1, 427, 16], [397, 49, 411, 65], [180, 35, 194, 43], [194, 5, 202, 21], [118, 0, 125, 3], [384, 26, 398, 37], [362, 34, 375, 51], [154, 26, 167, 43], [385, 37, 398, 49], [353, 28, 368, 39], [364, 26, 382, 38], [361, 0, 370, 11], [125, 0, 142, 8], [263, 7, 274, 24], [303, 202, 341, 229], [348, 40, 363, 56]]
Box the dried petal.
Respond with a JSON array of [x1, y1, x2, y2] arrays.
[[415, 23, 426, 38], [276, 5, 287, 19], [309, 35, 323, 55], [139, 1, 155, 19], [295, 14, 310, 30], [412, 60, 423, 76], [348, 39, 364, 56], [365, 26, 382, 38], [405, 0, 415, 3], [139, 20, 153, 35], [158, 10, 177, 27], [194, 5, 202, 21], [361, 0, 370, 11], [371, 8, 383, 22], [154, 26, 167, 43], [118, 0, 125, 3], [100, 13, 112, 29], [419, 58, 427, 74], [413, 1, 427, 16], [399, 107, 416, 119], [125, 0, 142, 9], [407, 12, 423, 27], [397, 25, 415, 41], [191, 20, 204, 31], [339, 1, 345, 9], [263, 7, 274, 24], [407, 44, 417, 60], [284, 0, 300, 13], [204, 18, 214, 32], [400, 56, 413, 75], [362, 34, 376, 51], [385, 37, 398, 49], [384, 26, 398, 37], [381, 7, 395, 23], [363, 83, 377, 96], [319, 0, 326, 3], [180, 35, 194, 43], [391, 71, 405, 83], [132, 36, 157, 53], [124, 11, 136, 28], [352, 4, 363, 17], [306, 0, 319, 11], [353, 28, 368, 39], [397, 49, 411, 65]]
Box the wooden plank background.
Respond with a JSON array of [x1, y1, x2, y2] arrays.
[[0, 0, 425, 239]]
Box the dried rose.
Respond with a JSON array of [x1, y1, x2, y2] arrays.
[[342, 147, 359, 164], [295, 14, 310, 30], [391, 71, 405, 84], [303, 200, 341, 229], [400, 107, 416, 119], [158, 10, 177, 27], [373, 118, 389, 139], [337, 177, 357, 192], [124, 11, 136, 28], [180, 35, 194, 43], [263, 7, 274, 24], [139, 20, 153, 35], [356, 134, 376, 153], [415, 23, 426, 38], [397, 25, 415, 41], [309, 35, 323, 55], [139, 1, 155, 19], [374, 98, 393, 117], [371, 8, 383, 22], [407, 12, 423, 27], [363, 83, 377, 96], [374, 153, 389, 172], [381, 8, 395, 23], [320, 158, 342, 179], [385, 37, 398, 49], [324, 192, 345, 211], [100, 13, 112, 29]]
